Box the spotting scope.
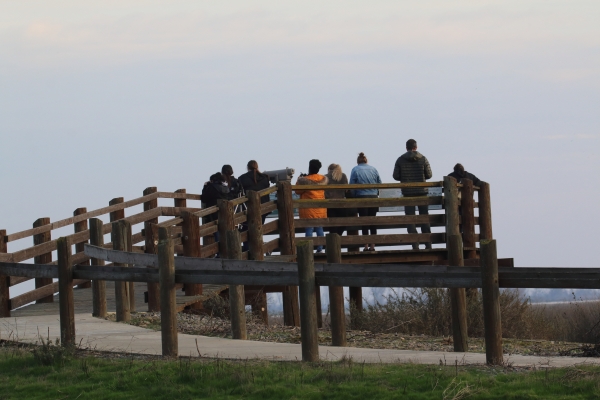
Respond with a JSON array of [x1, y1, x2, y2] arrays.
[[263, 168, 295, 184]]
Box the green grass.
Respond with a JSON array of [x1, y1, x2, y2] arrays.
[[1, 345, 600, 399]]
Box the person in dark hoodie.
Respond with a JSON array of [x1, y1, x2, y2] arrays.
[[201, 172, 230, 247], [295, 159, 328, 253], [448, 163, 481, 187], [392, 139, 433, 250], [221, 164, 243, 200], [238, 160, 272, 251]]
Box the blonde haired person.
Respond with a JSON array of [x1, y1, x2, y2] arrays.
[[325, 163, 349, 236]]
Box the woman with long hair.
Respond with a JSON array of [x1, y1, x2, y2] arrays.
[[325, 163, 349, 236], [349, 152, 382, 252]]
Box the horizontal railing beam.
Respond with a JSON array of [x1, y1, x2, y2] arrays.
[[293, 196, 443, 209], [291, 182, 443, 190]]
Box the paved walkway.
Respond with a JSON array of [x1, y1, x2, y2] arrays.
[[2, 313, 599, 368]]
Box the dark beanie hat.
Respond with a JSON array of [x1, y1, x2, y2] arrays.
[[308, 159, 322, 174]]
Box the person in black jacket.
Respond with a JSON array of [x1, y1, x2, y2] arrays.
[[448, 163, 481, 187], [392, 139, 433, 250], [201, 172, 229, 248], [238, 160, 272, 252], [221, 164, 243, 200]]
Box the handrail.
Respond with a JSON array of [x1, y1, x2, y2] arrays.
[[157, 192, 202, 201], [291, 182, 443, 191]]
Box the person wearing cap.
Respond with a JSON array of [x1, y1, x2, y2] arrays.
[[392, 139, 433, 250], [294, 159, 328, 253]]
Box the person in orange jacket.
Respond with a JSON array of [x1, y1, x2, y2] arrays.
[[294, 159, 328, 252]]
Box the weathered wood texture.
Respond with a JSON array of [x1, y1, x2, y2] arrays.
[[112, 220, 131, 322], [33, 218, 54, 303], [73, 209, 91, 289], [225, 230, 247, 340], [89, 218, 107, 318], [143, 187, 160, 312], [277, 182, 300, 327], [297, 240, 319, 362], [247, 190, 268, 324], [292, 182, 442, 190], [57, 237, 75, 347], [327, 234, 346, 347], [479, 182, 493, 240], [158, 227, 178, 357], [294, 196, 442, 209], [295, 233, 448, 247], [217, 199, 235, 258], [181, 211, 202, 305], [481, 239, 503, 365], [460, 179, 476, 260], [448, 235, 468, 352], [0, 230, 8, 317]]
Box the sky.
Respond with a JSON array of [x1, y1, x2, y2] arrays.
[[1, 1, 599, 302]]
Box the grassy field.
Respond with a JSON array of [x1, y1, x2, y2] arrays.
[[1, 343, 600, 399]]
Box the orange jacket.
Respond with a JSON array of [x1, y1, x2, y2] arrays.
[[294, 174, 328, 219]]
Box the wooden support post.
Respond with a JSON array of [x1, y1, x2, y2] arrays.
[[460, 179, 477, 299], [480, 239, 503, 365], [479, 182, 493, 241], [297, 240, 319, 362], [89, 218, 107, 318], [327, 233, 346, 347], [349, 287, 362, 329], [277, 181, 300, 327], [33, 218, 53, 303], [73, 208, 91, 289], [315, 285, 323, 328], [158, 227, 178, 357], [143, 187, 160, 312], [217, 199, 235, 257], [109, 197, 135, 311], [448, 235, 468, 352], [181, 211, 203, 307], [445, 176, 468, 352], [112, 220, 131, 322], [225, 230, 247, 340], [247, 190, 268, 325], [57, 237, 75, 347], [0, 230, 9, 317]]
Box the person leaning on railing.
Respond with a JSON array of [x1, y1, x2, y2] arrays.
[[238, 160, 272, 252], [201, 172, 230, 253], [349, 152, 382, 252], [392, 138, 433, 250], [324, 163, 350, 236], [294, 159, 328, 253]]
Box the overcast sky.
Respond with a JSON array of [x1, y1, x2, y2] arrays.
[[1, 1, 599, 280]]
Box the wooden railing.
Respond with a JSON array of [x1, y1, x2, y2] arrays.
[[0, 178, 486, 338]]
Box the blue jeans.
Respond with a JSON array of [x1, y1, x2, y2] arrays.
[[305, 227, 324, 251]]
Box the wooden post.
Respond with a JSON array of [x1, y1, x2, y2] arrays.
[[247, 190, 268, 324], [57, 237, 75, 347], [73, 208, 91, 289], [448, 235, 468, 352], [277, 182, 300, 327], [89, 218, 107, 318], [460, 179, 476, 260], [327, 233, 346, 346], [112, 220, 131, 322], [479, 182, 493, 241], [181, 211, 203, 306], [217, 199, 235, 257], [297, 240, 319, 362], [445, 177, 468, 352], [158, 227, 178, 357], [0, 230, 9, 317], [480, 239, 503, 365], [143, 187, 160, 312], [109, 197, 135, 312], [225, 230, 247, 340], [33, 218, 53, 303], [349, 287, 363, 329]]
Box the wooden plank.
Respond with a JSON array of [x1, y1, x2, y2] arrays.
[[181, 211, 202, 304], [74, 208, 91, 289], [192, 206, 219, 219], [293, 196, 443, 209], [327, 234, 346, 347], [291, 182, 443, 191], [479, 182, 493, 240], [233, 212, 247, 225], [57, 237, 75, 347], [263, 220, 278, 235], [112, 220, 131, 322], [460, 179, 476, 260], [257, 186, 278, 196], [217, 200, 235, 258], [295, 233, 447, 247], [160, 207, 203, 217], [448, 234, 468, 353], [89, 218, 107, 318], [297, 240, 318, 361], [143, 187, 160, 313], [159, 226, 178, 357], [263, 238, 279, 254], [157, 191, 202, 201], [9, 276, 30, 286], [200, 242, 219, 258], [5, 192, 160, 243], [260, 201, 278, 215], [0, 263, 58, 279], [294, 214, 445, 228]]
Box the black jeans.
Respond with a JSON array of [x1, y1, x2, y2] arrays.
[[356, 195, 378, 236], [327, 208, 347, 236]]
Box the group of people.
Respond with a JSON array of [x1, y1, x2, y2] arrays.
[[295, 138, 480, 252], [202, 138, 480, 254]]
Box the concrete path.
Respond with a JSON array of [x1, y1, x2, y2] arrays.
[[2, 313, 599, 368]]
